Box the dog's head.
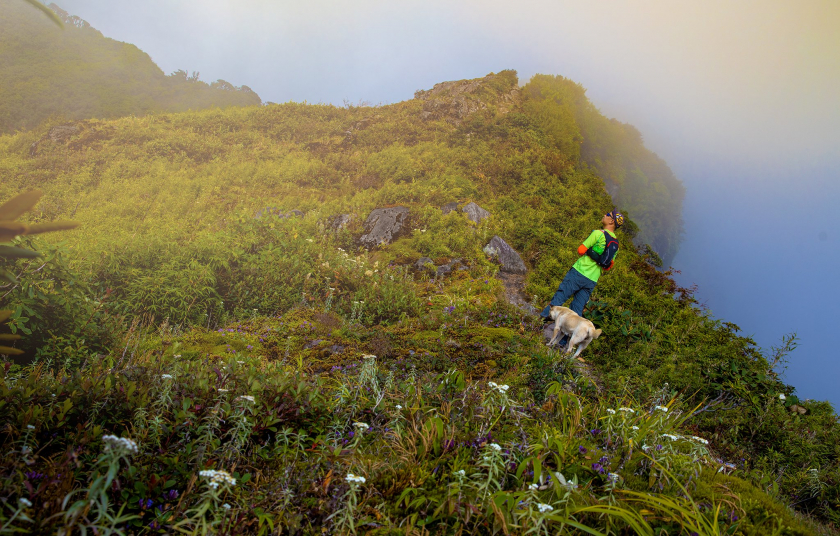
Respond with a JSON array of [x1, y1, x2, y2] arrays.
[[549, 306, 574, 320]]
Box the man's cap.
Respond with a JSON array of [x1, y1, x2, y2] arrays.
[[609, 209, 624, 228]]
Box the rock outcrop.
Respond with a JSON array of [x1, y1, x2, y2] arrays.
[[483, 236, 527, 274], [326, 213, 357, 231], [359, 206, 410, 248], [461, 202, 490, 223]]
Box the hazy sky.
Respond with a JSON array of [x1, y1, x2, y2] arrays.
[[46, 0, 840, 406]]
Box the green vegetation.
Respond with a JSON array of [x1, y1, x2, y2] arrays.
[[0, 1, 260, 135], [0, 68, 837, 533]]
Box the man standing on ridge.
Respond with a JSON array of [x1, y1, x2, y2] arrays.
[[540, 209, 624, 346]]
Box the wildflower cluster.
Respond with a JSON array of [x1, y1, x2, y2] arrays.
[[345, 473, 366, 484], [488, 381, 510, 393], [199, 469, 236, 490], [101, 435, 138, 456]]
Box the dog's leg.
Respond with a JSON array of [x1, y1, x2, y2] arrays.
[[547, 317, 562, 346]]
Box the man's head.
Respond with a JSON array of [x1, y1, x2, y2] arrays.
[[602, 209, 624, 230]]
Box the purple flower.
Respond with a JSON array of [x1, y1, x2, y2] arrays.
[[590, 428, 602, 435], [578, 446, 587, 453], [656, 444, 663, 451], [592, 462, 602, 472], [162, 490, 179, 501], [139, 498, 154, 509]]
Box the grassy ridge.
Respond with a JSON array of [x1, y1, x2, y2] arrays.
[[0, 70, 838, 532], [0, 0, 261, 134]]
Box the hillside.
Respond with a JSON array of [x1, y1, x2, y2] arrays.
[[0, 70, 837, 533], [0, 1, 261, 134]]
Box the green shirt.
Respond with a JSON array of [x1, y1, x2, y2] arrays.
[[572, 230, 617, 283]]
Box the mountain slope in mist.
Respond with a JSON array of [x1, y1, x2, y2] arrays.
[[0, 1, 260, 134]]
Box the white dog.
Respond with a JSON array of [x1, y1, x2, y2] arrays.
[[546, 306, 602, 359]]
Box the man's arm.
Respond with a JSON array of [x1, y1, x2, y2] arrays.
[[577, 230, 602, 255]]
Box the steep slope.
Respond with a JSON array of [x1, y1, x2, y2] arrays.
[[0, 1, 261, 134], [0, 71, 837, 530]]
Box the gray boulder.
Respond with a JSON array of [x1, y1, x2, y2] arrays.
[[327, 213, 356, 231], [483, 236, 527, 274], [462, 201, 490, 223], [415, 257, 434, 270], [435, 258, 465, 277], [441, 202, 459, 215], [359, 206, 410, 248]]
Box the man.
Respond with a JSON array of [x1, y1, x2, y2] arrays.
[[540, 209, 624, 345]]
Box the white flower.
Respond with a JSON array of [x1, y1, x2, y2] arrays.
[[362, 354, 376, 360], [26, 425, 34, 430], [18, 498, 32, 508], [779, 393, 786, 400], [102, 434, 139, 455], [161, 374, 174, 380], [631, 426, 640, 430], [237, 360, 245, 364], [395, 405, 403, 410], [353, 422, 370, 431], [345, 473, 366, 484], [691, 436, 709, 445], [537, 503, 553, 513], [237, 395, 255, 403], [554, 472, 578, 491], [528, 483, 539, 490], [222, 503, 231, 510], [499, 384, 510, 392], [661, 434, 679, 441], [654, 405, 669, 412], [453, 470, 465, 477], [217, 388, 229, 393], [607, 473, 620, 482], [489, 443, 502, 451], [606, 409, 616, 415], [173, 354, 181, 358], [199, 469, 236, 489], [488, 381, 498, 389], [619, 407, 635, 413]]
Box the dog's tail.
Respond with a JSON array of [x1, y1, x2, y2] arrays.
[[592, 328, 603, 339]]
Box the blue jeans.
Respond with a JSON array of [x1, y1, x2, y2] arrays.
[[540, 268, 596, 318]]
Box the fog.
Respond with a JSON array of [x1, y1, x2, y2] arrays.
[[46, 0, 840, 406]]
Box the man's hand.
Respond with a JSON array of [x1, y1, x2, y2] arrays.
[[577, 244, 588, 256]]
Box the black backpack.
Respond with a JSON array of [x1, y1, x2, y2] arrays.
[[586, 231, 619, 268]]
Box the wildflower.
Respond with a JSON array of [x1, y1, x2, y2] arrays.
[[489, 443, 502, 451], [173, 354, 181, 358], [395, 405, 403, 410], [217, 388, 229, 393], [102, 434, 139, 455], [661, 434, 679, 441], [199, 469, 236, 489], [606, 409, 616, 415], [237, 395, 255, 403], [578, 446, 587, 453], [654, 405, 669, 412], [161, 374, 174, 380], [528, 483, 539, 490], [691, 436, 709, 445], [345, 473, 366, 484], [631, 426, 640, 430], [222, 503, 231, 509], [19, 498, 32, 508], [607, 473, 620, 482], [365, 270, 374, 276], [362, 354, 376, 360], [619, 407, 635, 413], [779, 393, 786, 400], [554, 472, 578, 490], [26, 425, 34, 430], [453, 470, 465, 477], [353, 422, 370, 431], [537, 503, 553, 513]]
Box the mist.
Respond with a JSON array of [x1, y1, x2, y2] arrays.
[[41, 0, 840, 406]]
